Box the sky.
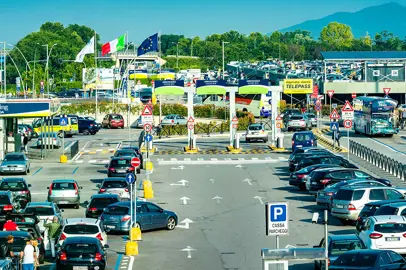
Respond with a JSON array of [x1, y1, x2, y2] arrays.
[[0, 0, 405, 44]]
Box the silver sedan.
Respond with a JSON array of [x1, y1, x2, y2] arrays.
[[161, 114, 187, 126]]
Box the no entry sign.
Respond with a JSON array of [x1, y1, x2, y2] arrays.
[[131, 157, 141, 168]]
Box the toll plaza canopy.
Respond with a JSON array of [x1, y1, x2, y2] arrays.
[[0, 99, 61, 118]]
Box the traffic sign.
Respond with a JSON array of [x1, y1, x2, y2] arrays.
[[332, 103, 337, 109], [329, 109, 340, 120], [383, 87, 391, 96], [315, 99, 321, 106], [330, 121, 339, 131], [275, 115, 282, 121], [343, 119, 352, 129], [232, 116, 238, 124], [266, 202, 289, 236], [327, 90, 334, 98], [232, 124, 238, 129], [126, 173, 136, 184], [351, 93, 357, 99], [188, 123, 194, 130], [131, 157, 141, 168], [268, 99, 272, 105], [141, 105, 153, 124], [143, 123, 152, 132], [341, 100, 354, 120], [59, 117, 68, 127], [315, 105, 321, 112], [145, 134, 153, 142], [276, 122, 282, 129], [342, 101, 354, 112], [187, 116, 195, 123]]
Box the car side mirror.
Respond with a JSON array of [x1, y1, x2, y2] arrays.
[[28, 184, 31, 187], [47, 187, 50, 189], [159, 208, 164, 213], [104, 244, 110, 249]]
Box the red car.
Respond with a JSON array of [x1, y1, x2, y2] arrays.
[[102, 114, 124, 129]]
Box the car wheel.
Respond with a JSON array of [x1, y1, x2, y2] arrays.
[[166, 217, 176, 230], [90, 132, 96, 135], [27, 167, 30, 173], [74, 204, 80, 209], [108, 124, 111, 129], [340, 219, 354, 226], [83, 129, 90, 135]]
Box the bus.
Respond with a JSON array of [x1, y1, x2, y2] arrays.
[[353, 96, 398, 136], [32, 115, 79, 138]]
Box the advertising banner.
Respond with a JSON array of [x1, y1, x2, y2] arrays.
[[283, 79, 313, 94], [238, 80, 269, 94], [154, 80, 184, 95], [196, 80, 226, 95]]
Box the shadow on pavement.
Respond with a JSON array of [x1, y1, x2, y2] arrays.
[[285, 195, 316, 203]]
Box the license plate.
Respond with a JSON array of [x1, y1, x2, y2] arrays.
[[73, 267, 88, 270], [296, 145, 302, 148], [59, 201, 69, 204], [386, 237, 400, 241], [117, 170, 126, 173], [106, 225, 115, 229], [335, 204, 344, 209]]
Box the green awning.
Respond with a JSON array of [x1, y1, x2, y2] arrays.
[[238, 85, 268, 94], [196, 86, 226, 95], [154, 87, 184, 96]]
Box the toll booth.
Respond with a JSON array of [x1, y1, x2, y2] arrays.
[[261, 248, 326, 270], [0, 99, 60, 159]]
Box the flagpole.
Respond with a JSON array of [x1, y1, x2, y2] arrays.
[[94, 31, 98, 121], [158, 31, 162, 79]]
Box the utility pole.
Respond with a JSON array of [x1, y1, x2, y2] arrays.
[[43, 43, 57, 96], [222, 41, 230, 79], [176, 42, 179, 69]]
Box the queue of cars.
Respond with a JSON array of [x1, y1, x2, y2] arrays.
[[288, 137, 406, 269]]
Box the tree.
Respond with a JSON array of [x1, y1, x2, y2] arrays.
[[320, 22, 354, 50]]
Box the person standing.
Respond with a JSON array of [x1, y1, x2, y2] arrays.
[[23, 133, 29, 154], [31, 239, 40, 269], [0, 235, 15, 258], [43, 216, 60, 258], [334, 130, 341, 147], [20, 237, 36, 270]]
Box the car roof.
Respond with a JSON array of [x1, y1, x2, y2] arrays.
[[381, 202, 406, 208], [26, 202, 54, 207], [65, 218, 99, 225], [91, 194, 120, 199], [116, 149, 134, 152], [51, 179, 76, 183], [248, 123, 263, 126], [371, 215, 406, 223], [110, 157, 131, 160], [365, 200, 406, 206], [341, 186, 392, 191], [5, 152, 24, 156], [63, 236, 100, 244], [339, 249, 384, 255], [329, 234, 361, 241], [109, 113, 122, 116], [121, 146, 139, 150], [293, 131, 314, 135], [1, 177, 26, 182], [103, 177, 126, 182], [315, 167, 354, 173], [0, 231, 30, 237]]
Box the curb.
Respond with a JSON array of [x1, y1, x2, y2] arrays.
[[313, 129, 348, 153]]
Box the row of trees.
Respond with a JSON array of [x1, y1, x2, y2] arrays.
[[4, 21, 406, 91]]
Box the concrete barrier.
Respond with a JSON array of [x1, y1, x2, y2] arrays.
[[313, 129, 348, 153]]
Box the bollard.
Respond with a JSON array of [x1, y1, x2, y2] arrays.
[[192, 137, 197, 149], [143, 180, 154, 199], [125, 241, 139, 256], [60, 155, 68, 163], [130, 227, 142, 241], [148, 140, 153, 151], [145, 161, 153, 174]]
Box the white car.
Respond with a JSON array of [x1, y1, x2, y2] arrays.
[[358, 215, 406, 255], [245, 123, 268, 143], [58, 218, 108, 246]]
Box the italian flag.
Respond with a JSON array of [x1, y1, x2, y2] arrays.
[[102, 34, 126, 56]]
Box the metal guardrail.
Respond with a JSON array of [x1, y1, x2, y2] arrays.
[[349, 140, 406, 180], [64, 140, 79, 159]]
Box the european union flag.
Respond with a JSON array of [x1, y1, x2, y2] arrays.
[[137, 33, 159, 56]]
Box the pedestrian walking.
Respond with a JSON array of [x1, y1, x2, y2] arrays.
[[23, 133, 29, 154], [332, 130, 341, 147], [3, 219, 19, 231], [20, 237, 36, 270], [31, 240, 39, 269], [43, 216, 60, 258]]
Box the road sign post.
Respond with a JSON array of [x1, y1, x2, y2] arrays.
[[383, 87, 391, 98], [329, 109, 340, 153], [341, 100, 354, 161], [126, 173, 136, 241], [59, 117, 68, 157], [187, 116, 195, 150], [266, 202, 289, 249], [327, 90, 334, 115]]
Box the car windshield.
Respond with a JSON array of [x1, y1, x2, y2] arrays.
[[333, 253, 376, 267], [290, 115, 303, 120], [52, 182, 75, 190], [165, 115, 175, 119], [248, 125, 262, 131], [0, 195, 11, 204], [0, 181, 27, 191], [63, 224, 99, 234], [102, 181, 127, 189], [330, 240, 365, 256], [294, 134, 312, 142], [105, 205, 129, 215], [90, 197, 119, 208], [307, 114, 316, 118], [111, 159, 130, 166], [374, 223, 406, 233], [335, 189, 353, 201], [115, 151, 134, 157], [70, 117, 78, 124], [65, 243, 97, 255], [375, 206, 398, 215], [25, 207, 54, 216], [4, 155, 25, 161]]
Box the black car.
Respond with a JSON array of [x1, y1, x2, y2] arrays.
[[85, 194, 121, 218], [81, 116, 101, 130], [78, 119, 99, 135], [106, 157, 136, 177], [288, 150, 332, 172], [0, 191, 18, 224], [56, 236, 108, 270], [329, 249, 406, 269], [0, 178, 31, 209], [0, 230, 45, 263], [120, 146, 143, 169], [295, 155, 358, 172], [355, 199, 406, 232], [289, 164, 341, 190], [289, 147, 323, 159]]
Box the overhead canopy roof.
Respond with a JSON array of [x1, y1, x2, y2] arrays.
[[321, 51, 406, 61]]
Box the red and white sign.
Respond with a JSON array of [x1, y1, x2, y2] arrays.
[[383, 87, 391, 96], [143, 123, 152, 132], [188, 123, 194, 130], [232, 116, 238, 124], [329, 108, 341, 120], [312, 85, 319, 98], [276, 115, 282, 121], [187, 116, 195, 123], [351, 93, 357, 99], [131, 157, 141, 168], [151, 80, 155, 87], [137, 80, 141, 85], [341, 100, 354, 120], [232, 124, 237, 129], [141, 105, 153, 124], [343, 119, 352, 129], [276, 122, 282, 129], [342, 101, 354, 112], [187, 116, 195, 130], [327, 90, 334, 98]]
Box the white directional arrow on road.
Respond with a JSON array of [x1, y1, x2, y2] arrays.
[[171, 165, 185, 170], [254, 196, 264, 204], [243, 178, 252, 185], [285, 244, 297, 248], [176, 218, 194, 229], [235, 164, 243, 168], [181, 246, 196, 258], [212, 195, 223, 203], [170, 179, 189, 186], [180, 196, 190, 205], [209, 178, 215, 184]]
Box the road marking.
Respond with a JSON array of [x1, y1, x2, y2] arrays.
[[32, 167, 43, 176], [209, 178, 215, 183], [176, 218, 194, 229], [171, 158, 177, 161], [211, 158, 218, 161], [171, 165, 185, 170], [243, 178, 252, 185], [278, 157, 288, 161], [369, 137, 406, 156], [184, 158, 191, 161], [113, 253, 123, 270], [212, 195, 223, 203], [128, 255, 134, 270], [238, 157, 245, 161], [265, 157, 272, 160], [157, 158, 164, 161], [170, 179, 189, 186], [74, 160, 84, 164], [235, 164, 244, 168], [30, 192, 47, 195], [181, 246, 196, 258], [254, 196, 264, 204], [72, 167, 79, 175], [251, 158, 259, 160], [180, 196, 190, 205], [159, 159, 286, 165], [96, 149, 103, 152]]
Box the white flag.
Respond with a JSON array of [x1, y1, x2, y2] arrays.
[[75, 37, 95, 62]]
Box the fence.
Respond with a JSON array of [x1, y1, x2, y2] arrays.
[[349, 140, 406, 180], [64, 140, 79, 159]]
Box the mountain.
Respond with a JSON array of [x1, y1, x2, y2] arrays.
[[278, 2, 406, 38]]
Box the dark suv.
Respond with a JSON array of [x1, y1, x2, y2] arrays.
[[106, 157, 136, 177], [289, 150, 331, 171], [0, 178, 31, 209], [78, 118, 99, 135], [0, 191, 18, 224], [295, 155, 358, 172], [85, 194, 121, 218]]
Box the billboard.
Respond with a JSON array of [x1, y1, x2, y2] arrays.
[[83, 68, 114, 90], [283, 79, 313, 94], [238, 80, 269, 94], [154, 80, 184, 95], [195, 80, 226, 95]]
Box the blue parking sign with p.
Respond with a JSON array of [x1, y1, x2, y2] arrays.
[[270, 205, 287, 222], [266, 202, 289, 236]]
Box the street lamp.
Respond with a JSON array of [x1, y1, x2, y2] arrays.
[[222, 41, 230, 79], [7, 44, 31, 95], [171, 42, 179, 69], [43, 43, 57, 96]]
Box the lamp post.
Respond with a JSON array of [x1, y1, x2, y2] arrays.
[[8, 44, 31, 96], [222, 41, 230, 79], [190, 37, 194, 57], [43, 43, 57, 96], [171, 42, 179, 69]]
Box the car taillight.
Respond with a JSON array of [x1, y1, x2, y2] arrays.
[[3, 205, 13, 211], [171, 120, 174, 123], [59, 233, 67, 241], [121, 216, 131, 221], [348, 204, 356, 211], [369, 233, 383, 239], [95, 253, 102, 261], [96, 233, 103, 241], [297, 174, 305, 179], [125, 188, 129, 192], [89, 207, 97, 211], [99, 188, 106, 193], [320, 179, 331, 185], [20, 190, 29, 194], [128, 167, 135, 171], [109, 168, 115, 172], [292, 140, 294, 145], [402, 233, 406, 238], [74, 183, 78, 195], [49, 185, 53, 195], [60, 252, 67, 261], [325, 192, 333, 196], [90, 124, 94, 127]]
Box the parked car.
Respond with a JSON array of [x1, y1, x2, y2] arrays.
[[291, 132, 317, 151], [373, 202, 406, 217], [120, 146, 143, 169], [161, 114, 187, 126], [36, 132, 62, 149], [287, 114, 312, 131], [289, 147, 323, 158], [47, 179, 82, 208], [331, 186, 405, 225], [58, 218, 108, 246], [0, 152, 30, 175], [56, 236, 108, 270], [281, 109, 300, 120], [304, 113, 317, 126], [358, 215, 406, 255], [81, 116, 101, 130], [295, 155, 358, 172], [97, 178, 131, 200], [0, 191, 19, 224], [289, 150, 332, 172], [290, 164, 341, 190], [23, 202, 64, 233], [314, 234, 366, 270], [106, 157, 137, 177], [0, 178, 31, 209], [245, 123, 268, 143], [78, 118, 99, 135], [329, 249, 406, 269], [102, 114, 124, 129], [101, 201, 178, 232], [85, 194, 121, 218]]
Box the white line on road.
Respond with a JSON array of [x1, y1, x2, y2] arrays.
[[31, 192, 47, 195], [180, 196, 190, 205], [176, 218, 194, 229], [159, 159, 285, 165], [243, 178, 252, 185], [254, 196, 264, 204], [181, 246, 196, 258], [128, 255, 134, 270]]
